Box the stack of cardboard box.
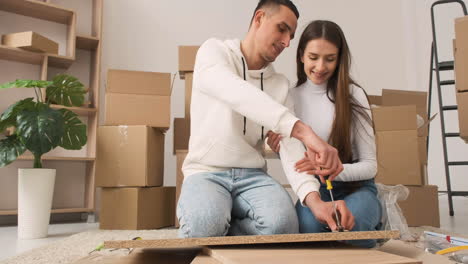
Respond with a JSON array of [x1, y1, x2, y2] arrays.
[[96, 69, 175, 230], [174, 46, 199, 227], [455, 16, 468, 143], [370, 89, 440, 227]]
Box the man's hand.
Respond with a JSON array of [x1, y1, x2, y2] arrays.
[[295, 152, 339, 183], [304, 192, 355, 231], [290, 121, 344, 180], [266, 130, 282, 153]]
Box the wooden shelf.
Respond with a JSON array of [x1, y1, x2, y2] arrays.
[[0, 44, 44, 65], [17, 156, 95, 162], [0, 45, 74, 69], [48, 54, 74, 69], [0, 207, 93, 216], [0, 0, 103, 217], [76, 35, 99, 51], [50, 104, 98, 116], [0, 0, 74, 24]]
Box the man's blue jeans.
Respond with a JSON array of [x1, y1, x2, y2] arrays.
[[295, 179, 382, 248], [177, 168, 299, 238]]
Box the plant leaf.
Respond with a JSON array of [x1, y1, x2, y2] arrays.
[[0, 79, 52, 89], [46, 74, 86, 107], [0, 135, 26, 167], [58, 109, 87, 150], [16, 103, 64, 158], [0, 98, 35, 133]]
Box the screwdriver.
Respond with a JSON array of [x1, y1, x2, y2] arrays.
[[326, 178, 344, 232]]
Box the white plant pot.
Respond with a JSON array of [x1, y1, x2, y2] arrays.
[[18, 168, 56, 239]]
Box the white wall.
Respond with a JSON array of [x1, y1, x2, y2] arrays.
[[1, 0, 467, 214]]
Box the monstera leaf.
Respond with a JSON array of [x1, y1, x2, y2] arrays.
[[0, 74, 88, 168], [0, 80, 52, 89], [46, 74, 86, 107], [16, 103, 64, 168], [0, 135, 26, 167], [0, 98, 35, 133], [58, 108, 87, 150]]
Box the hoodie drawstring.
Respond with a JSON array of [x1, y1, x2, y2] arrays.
[[260, 72, 264, 141], [241, 57, 264, 141], [242, 57, 247, 135]]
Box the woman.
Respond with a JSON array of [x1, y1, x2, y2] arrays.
[[268, 20, 381, 248]]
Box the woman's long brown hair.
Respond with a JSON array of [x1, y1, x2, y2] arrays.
[[296, 20, 372, 163]]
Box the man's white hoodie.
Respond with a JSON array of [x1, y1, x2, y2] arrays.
[[182, 38, 320, 204]]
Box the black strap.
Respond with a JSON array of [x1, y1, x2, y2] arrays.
[[242, 58, 247, 135]]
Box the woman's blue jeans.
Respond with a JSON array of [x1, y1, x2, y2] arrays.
[[296, 179, 382, 248]]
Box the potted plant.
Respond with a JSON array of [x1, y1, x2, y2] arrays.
[[0, 74, 87, 239]]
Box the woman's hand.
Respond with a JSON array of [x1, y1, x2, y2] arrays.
[[304, 192, 355, 231], [266, 130, 282, 153]]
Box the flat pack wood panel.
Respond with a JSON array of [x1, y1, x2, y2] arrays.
[[191, 253, 223, 264], [204, 245, 421, 264], [104, 230, 400, 249], [73, 248, 201, 264]]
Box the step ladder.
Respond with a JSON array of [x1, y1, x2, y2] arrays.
[[428, 0, 468, 216]]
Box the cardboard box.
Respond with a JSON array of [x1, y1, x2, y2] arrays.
[[106, 69, 171, 95], [455, 16, 468, 92], [175, 150, 188, 227], [185, 72, 193, 119], [74, 248, 201, 264], [418, 136, 427, 165], [382, 89, 428, 137], [368, 95, 382, 106], [457, 91, 468, 142], [178, 46, 199, 72], [2, 31, 58, 54], [375, 130, 422, 185], [105, 93, 170, 129], [372, 105, 417, 132], [100, 187, 176, 230], [398, 185, 440, 227], [96, 126, 164, 187], [173, 118, 190, 154]]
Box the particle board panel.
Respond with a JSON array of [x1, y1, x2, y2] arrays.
[[104, 230, 400, 249], [203, 245, 421, 264]]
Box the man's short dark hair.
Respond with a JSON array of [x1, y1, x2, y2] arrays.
[[250, 0, 300, 25]]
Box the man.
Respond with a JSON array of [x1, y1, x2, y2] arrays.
[[177, 0, 352, 238]]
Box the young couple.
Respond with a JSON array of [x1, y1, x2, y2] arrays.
[[177, 0, 381, 248]]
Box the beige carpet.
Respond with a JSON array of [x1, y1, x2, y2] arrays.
[[0, 226, 461, 264]]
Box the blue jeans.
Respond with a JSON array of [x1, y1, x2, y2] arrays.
[[177, 168, 299, 238], [296, 179, 382, 248]]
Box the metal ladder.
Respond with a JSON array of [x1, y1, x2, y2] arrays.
[[428, 0, 468, 216]]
